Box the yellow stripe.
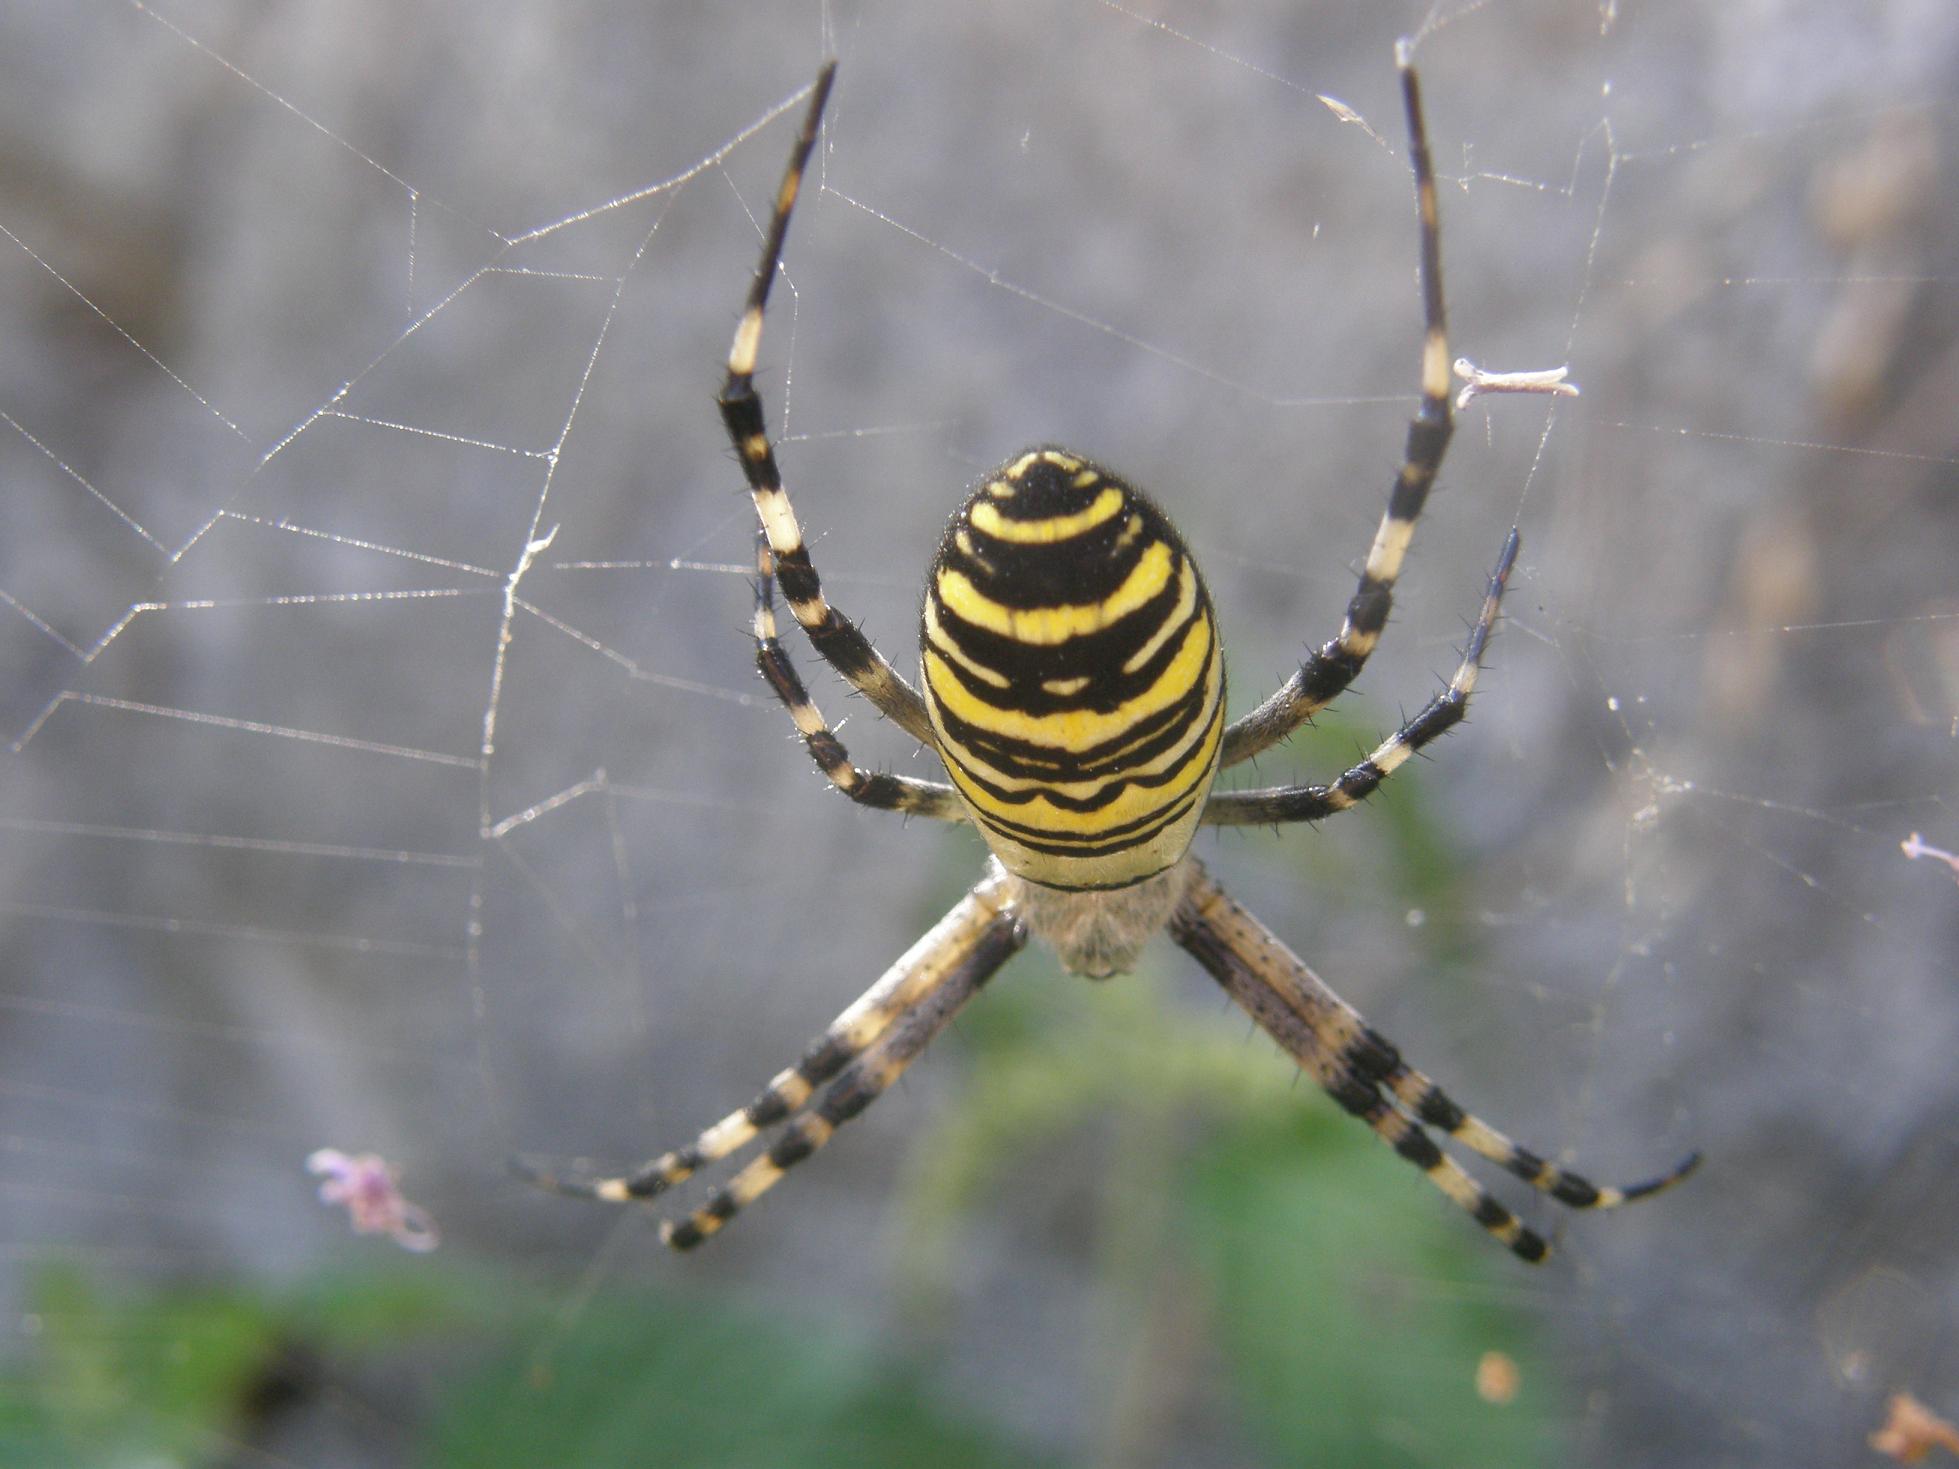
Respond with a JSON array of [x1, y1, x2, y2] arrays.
[[729, 306, 763, 375], [968, 486, 1124, 543], [755, 484, 804, 557], [923, 600, 1012, 687], [936, 540, 1173, 645], [1423, 325, 1451, 401], [1005, 448, 1083, 480], [943, 697, 1222, 840], [952, 529, 993, 573], [697, 1112, 759, 1159], [925, 611, 1211, 751], [936, 655, 1221, 817], [1362, 513, 1415, 582], [728, 1157, 784, 1207], [1122, 561, 1197, 673]]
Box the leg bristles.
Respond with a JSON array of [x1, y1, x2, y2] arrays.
[[518, 877, 1025, 1250], [1170, 862, 1696, 1265]]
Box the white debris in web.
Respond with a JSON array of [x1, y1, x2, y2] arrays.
[[1453, 356, 1581, 411]]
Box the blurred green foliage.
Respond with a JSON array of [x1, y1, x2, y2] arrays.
[[428, 1287, 1059, 1469], [4, 1261, 1056, 1468]]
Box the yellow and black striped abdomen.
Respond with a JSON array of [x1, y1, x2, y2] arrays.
[[922, 448, 1225, 890]]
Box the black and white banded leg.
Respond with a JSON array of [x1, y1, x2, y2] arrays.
[[1220, 47, 1456, 770], [1169, 862, 1698, 1262], [1203, 527, 1517, 827], [717, 61, 937, 750], [516, 873, 1025, 1248], [751, 532, 964, 818]]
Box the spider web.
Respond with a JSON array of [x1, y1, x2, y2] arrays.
[[3, 2, 1956, 1465]]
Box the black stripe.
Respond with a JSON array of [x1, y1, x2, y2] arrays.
[[975, 451, 1115, 515], [805, 730, 848, 776], [755, 638, 807, 708], [1550, 1174, 1601, 1209], [1346, 576, 1392, 638], [926, 587, 1205, 719], [816, 1075, 879, 1126], [1327, 1075, 1380, 1119], [1298, 644, 1365, 703], [1394, 1126, 1445, 1170], [1336, 761, 1384, 803], [804, 610, 877, 679], [718, 392, 783, 497], [1507, 1145, 1546, 1179], [928, 553, 1199, 697], [1397, 690, 1467, 746], [1351, 1027, 1402, 1079], [772, 545, 821, 607], [672, 1144, 705, 1173], [768, 1130, 817, 1169], [795, 1034, 852, 1087], [1414, 1084, 1466, 1132], [954, 504, 1150, 602], [937, 697, 1222, 826], [1404, 412, 1452, 485], [845, 772, 911, 811], [745, 1094, 792, 1129], [970, 787, 1206, 865]]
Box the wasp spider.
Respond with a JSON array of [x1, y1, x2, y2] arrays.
[[521, 49, 1698, 1259]]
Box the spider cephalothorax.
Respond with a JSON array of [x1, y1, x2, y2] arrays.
[[522, 50, 1697, 1258]]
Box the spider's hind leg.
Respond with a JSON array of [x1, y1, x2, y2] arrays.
[[516, 873, 1025, 1248], [1169, 862, 1697, 1263], [659, 906, 1019, 1248], [1348, 1027, 1702, 1210]]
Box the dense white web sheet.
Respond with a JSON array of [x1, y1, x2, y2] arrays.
[[2, 2, 1956, 1465]]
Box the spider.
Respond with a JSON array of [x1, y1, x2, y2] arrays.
[[520, 47, 1698, 1259]]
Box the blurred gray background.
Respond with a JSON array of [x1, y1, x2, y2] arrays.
[[2, 1, 1956, 1465]]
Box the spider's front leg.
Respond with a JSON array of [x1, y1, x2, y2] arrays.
[[718, 63, 937, 752], [516, 873, 1026, 1248], [1220, 47, 1456, 770], [1169, 862, 1699, 1262]]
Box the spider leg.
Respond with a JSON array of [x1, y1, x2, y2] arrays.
[[752, 532, 964, 818], [661, 905, 1020, 1250], [1356, 1030, 1700, 1210], [718, 62, 937, 750], [1202, 527, 1516, 826], [515, 872, 1025, 1247], [1220, 49, 1455, 770], [1169, 861, 1697, 1263]]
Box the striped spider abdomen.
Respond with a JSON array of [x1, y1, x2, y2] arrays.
[[922, 447, 1226, 894]]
